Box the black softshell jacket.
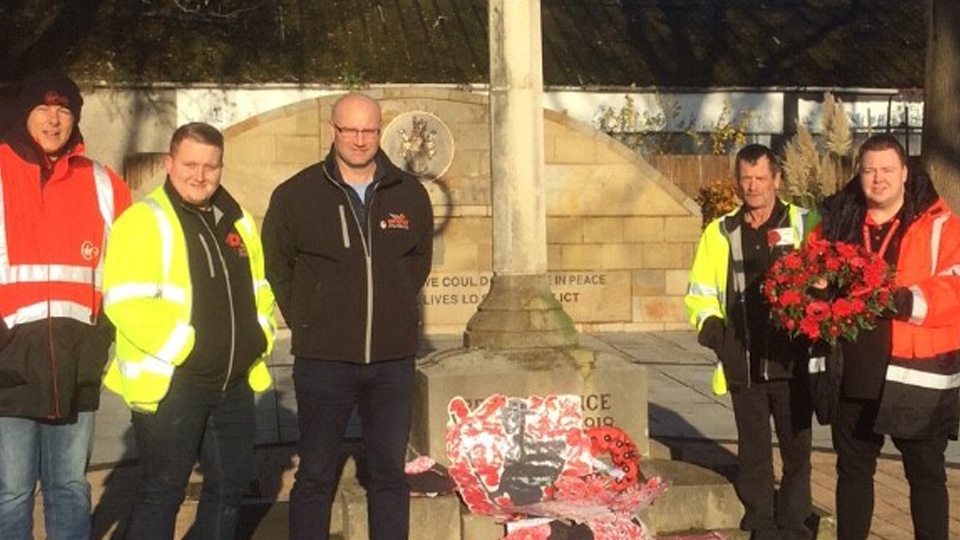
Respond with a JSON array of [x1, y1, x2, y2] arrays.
[[262, 149, 433, 363]]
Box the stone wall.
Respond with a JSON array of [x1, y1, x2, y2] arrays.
[[126, 87, 702, 333]]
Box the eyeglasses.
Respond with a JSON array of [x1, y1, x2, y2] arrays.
[[334, 125, 381, 139]]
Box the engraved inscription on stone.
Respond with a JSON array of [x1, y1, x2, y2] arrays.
[[382, 111, 455, 181], [419, 271, 631, 324]]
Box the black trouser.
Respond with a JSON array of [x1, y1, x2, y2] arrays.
[[731, 379, 813, 540], [289, 357, 415, 540], [832, 397, 949, 540], [126, 380, 255, 540]]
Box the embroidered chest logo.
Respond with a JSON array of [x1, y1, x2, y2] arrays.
[[381, 212, 410, 230], [80, 241, 99, 261], [225, 231, 248, 257]]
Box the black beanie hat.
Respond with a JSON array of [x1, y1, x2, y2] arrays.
[[15, 70, 83, 126]]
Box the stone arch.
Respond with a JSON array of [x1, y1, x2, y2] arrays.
[[216, 88, 700, 332]]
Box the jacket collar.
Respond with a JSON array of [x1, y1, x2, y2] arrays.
[[162, 178, 243, 223], [321, 147, 404, 188], [5, 132, 85, 183]]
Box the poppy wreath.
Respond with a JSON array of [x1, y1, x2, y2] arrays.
[[762, 239, 897, 345]]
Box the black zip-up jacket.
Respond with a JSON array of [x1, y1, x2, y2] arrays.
[[165, 181, 266, 390], [262, 149, 433, 363]]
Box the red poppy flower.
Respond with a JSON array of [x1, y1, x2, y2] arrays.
[[226, 232, 242, 248], [767, 229, 782, 247]]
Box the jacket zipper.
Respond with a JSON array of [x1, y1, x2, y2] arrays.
[[196, 216, 237, 391], [325, 168, 376, 364], [46, 294, 61, 419]]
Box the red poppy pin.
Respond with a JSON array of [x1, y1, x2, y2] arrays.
[[226, 231, 248, 256], [766, 229, 781, 247]]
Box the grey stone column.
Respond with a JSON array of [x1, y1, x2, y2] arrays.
[[463, 0, 577, 349]]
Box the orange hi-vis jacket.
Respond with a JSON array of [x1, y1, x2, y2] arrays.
[[879, 198, 960, 439], [0, 141, 131, 418]]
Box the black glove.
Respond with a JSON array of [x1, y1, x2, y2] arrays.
[[892, 287, 913, 321], [697, 316, 725, 351]]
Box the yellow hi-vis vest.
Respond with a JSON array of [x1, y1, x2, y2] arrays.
[[102, 186, 276, 413]]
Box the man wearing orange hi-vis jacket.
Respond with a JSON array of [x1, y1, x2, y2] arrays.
[[102, 122, 275, 540], [0, 70, 131, 540], [685, 144, 818, 540]]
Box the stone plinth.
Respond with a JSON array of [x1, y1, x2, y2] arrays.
[[464, 274, 578, 349], [635, 459, 743, 534], [412, 347, 649, 462]]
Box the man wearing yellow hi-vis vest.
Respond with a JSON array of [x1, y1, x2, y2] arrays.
[[685, 144, 818, 540], [102, 122, 276, 540]]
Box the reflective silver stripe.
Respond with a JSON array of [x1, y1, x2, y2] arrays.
[[144, 198, 174, 280], [727, 223, 747, 294], [235, 216, 254, 236], [92, 163, 115, 231], [809, 356, 826, 374], [154, 320, 192, 364], [886, 364, 960, 391], [254, 280, 272, 300], [0, 264, 95, 285], [929, 214, 948, 276], [103, 282, 188, 307], [118, 355, 176, 378], [908, 285, 927, 325], [937, 264, 960, 276], [793, 206, 808, 246], [687, 282, 719, 297], [258, 313, 276, 336], [338, 205, 351, 248], [4, 300, 93, 327], [91, 162, 115, 289]]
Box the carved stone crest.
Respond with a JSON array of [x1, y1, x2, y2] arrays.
[[382, 111, 454, 181]]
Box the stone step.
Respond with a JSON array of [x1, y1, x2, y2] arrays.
[[76, 445, 835, 540], [638, 458, 744, 533]]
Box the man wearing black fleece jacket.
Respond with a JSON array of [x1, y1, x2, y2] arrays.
[[263, 93, 433, 540]]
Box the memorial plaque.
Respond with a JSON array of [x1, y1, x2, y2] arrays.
[[382, 111, 455, 181], [420, 271, 631, 328]]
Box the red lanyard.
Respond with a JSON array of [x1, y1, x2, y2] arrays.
[[863, 218, 900, 259]]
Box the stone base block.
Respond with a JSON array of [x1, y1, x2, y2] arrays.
[[413, 346, 649, 463], [339, 479, 461, 540], [460, 511, 505, 540], [636, 458, 743, 533]]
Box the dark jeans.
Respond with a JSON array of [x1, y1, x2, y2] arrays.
[[832, 397, 949, 540], [126, 379, 256, 540], [731, 379, 813, 540], [289, 357, 414, 540]]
